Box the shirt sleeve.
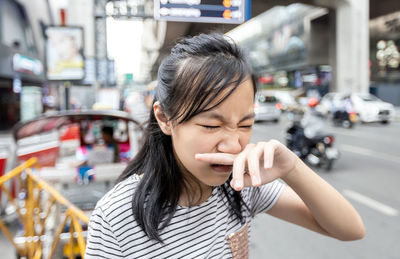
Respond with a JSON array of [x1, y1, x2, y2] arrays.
[[85, 205, 124, 258], [244, 179, 285, 216]]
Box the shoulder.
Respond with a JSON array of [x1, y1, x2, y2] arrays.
[[86, 177, 140, 258], [95, 174, 140, 218]]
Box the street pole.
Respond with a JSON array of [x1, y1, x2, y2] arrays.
[[65, 81, 70, 110]]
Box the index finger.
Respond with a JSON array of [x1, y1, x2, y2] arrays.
[[231, 144, 254, 191], [195, 153, 236, 165]]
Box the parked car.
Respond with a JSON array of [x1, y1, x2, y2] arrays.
[[254, 93, 282, 122], [320, 92, 395, 123]]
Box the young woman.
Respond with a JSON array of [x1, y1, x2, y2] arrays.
[[85, 33, 365, 259]]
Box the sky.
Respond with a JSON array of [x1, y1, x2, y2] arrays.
[[107, 18, 143, 77]]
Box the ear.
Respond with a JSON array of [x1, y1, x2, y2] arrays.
[[153, 101, 172, 135]]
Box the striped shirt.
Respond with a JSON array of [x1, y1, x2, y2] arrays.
[[85, 175, 285, 258]]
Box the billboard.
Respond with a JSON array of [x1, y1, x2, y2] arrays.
[[154, 0, 250, 24], [45, 26, 85, 80]]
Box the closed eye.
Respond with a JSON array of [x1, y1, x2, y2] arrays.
[[200, 125, 220, 130], [200, 125, 253, 130]]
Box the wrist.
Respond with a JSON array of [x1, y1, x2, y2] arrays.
[[281, 156, 303, 184]]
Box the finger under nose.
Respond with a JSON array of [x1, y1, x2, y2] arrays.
[[195, 153, 236, 165]]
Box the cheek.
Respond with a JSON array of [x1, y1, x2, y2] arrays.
[[175, 131, 218, 154], [171, 127, 218, 166]]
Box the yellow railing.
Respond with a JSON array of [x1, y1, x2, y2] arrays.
[[0, 158, 89, 259]]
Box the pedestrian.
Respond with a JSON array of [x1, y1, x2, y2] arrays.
[[100, 125, 120, 163], [85, 33, 365, 258]]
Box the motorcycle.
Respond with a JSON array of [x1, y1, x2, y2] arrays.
[[332, 110, 357, 128], [285, 122, 340, 171]]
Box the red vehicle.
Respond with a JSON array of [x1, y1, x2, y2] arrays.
[[2, 110, 145, 257], [12, 110, 144, 186]]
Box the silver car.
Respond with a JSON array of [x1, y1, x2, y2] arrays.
[[254, 94, 282, 122]]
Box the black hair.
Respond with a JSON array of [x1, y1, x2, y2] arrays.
[[117, 33, 256, 242], [101, 125, 114, 137]]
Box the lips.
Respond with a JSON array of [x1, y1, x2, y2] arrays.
[[211, 164, 232, 173]]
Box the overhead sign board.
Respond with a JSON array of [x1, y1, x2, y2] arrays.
[[154, 0, 250, 24], [45, 26, 85, 81]]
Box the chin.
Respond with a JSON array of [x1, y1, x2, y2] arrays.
[[185, 165, 232, 187], [203, 174, 231, 187]]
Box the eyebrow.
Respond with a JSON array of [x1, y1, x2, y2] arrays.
[[200, 111, 255, 123]]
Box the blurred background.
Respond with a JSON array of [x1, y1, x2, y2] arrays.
[[0, 0, 399, 258]]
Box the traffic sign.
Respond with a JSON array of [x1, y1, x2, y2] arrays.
[[154, 0, 250, 24]]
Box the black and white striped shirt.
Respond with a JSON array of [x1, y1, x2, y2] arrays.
[[85, 175, 284, 258]]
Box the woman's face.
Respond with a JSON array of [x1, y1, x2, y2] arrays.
[[170, 78, 255, 188]]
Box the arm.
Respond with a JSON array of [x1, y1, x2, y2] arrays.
[[268, 157, 365, 240], [195, 140, 365, 241]]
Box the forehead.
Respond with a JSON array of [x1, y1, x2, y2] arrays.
[[172, 73, 254, 123], [196, 79, 255, 120]]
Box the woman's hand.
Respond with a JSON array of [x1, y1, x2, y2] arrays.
[[196, 139, 366, 241], [195, 139, 299, 191]]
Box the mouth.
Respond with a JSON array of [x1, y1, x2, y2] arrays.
[[210, 164, 232, 174]]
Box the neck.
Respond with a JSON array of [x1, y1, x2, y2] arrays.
[[173, 151, 212, 207], [179, 178, 213, 207]]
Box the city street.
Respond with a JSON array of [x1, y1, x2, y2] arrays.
[[249, 115, 400, 259], [1, 0, 400, 258], [1, 115, 399, 258]]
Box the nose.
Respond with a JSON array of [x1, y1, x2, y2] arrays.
[[217, 130, 242, 154]]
